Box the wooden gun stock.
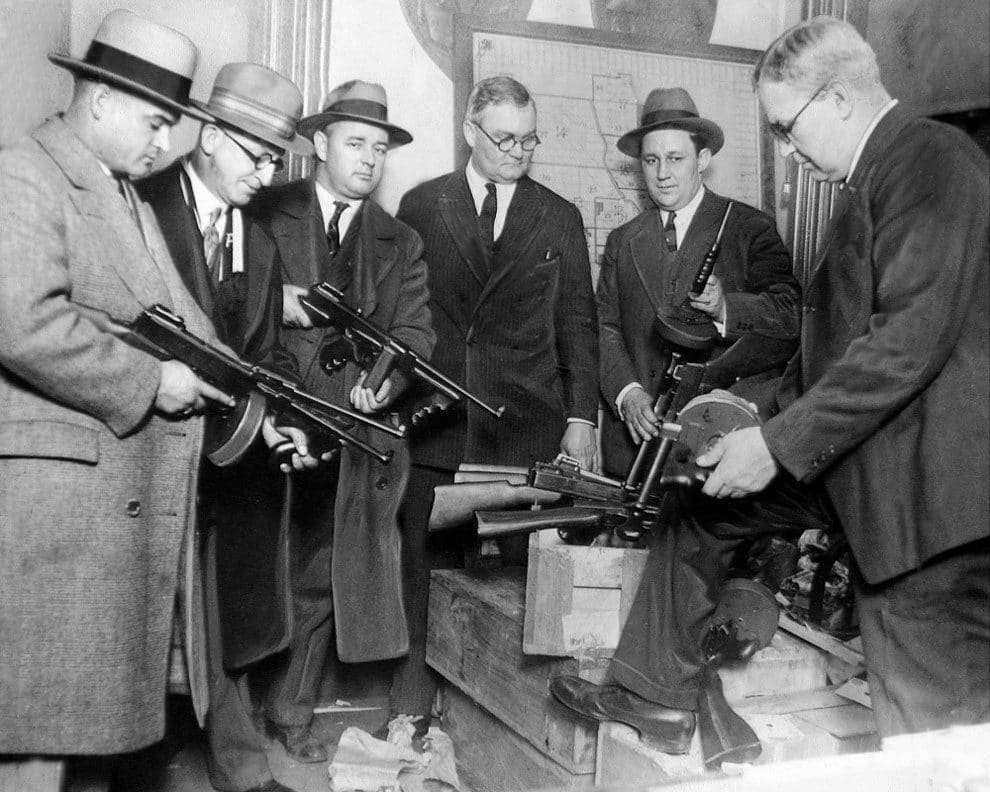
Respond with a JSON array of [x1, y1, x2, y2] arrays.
[[428, 482, 563, 532]]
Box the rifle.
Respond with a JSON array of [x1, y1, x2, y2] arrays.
[[429, 481, 564, 532], [126, 304, 404, 466], [299, 283, 505, 425]]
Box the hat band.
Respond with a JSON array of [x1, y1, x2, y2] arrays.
[[206, 86, 297, 140], [325, 97, 389, 123], [639, 108, 701, 128], [84, 41, 192, 105]]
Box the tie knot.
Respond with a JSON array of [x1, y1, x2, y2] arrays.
[[665, 211, 676, 228], [485, 182, 496, 196]]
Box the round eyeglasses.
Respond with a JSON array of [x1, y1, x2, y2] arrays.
[[223, 129, 284, 172], [473, 122, 541, 153]]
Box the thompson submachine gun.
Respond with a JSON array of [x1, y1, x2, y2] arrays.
[[654, 201, 734, 351], [428, 362, 760, 544], [299, 283, 504, 425], [127, 304, 404, 466]]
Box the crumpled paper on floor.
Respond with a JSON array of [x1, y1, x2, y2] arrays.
[[328, 724, 460, 792]]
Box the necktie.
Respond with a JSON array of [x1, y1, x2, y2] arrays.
[[478, 182, 497, 253], [326, 200, 349, 257], [663, 211, 678, 253], [203, 206, 225, 283]]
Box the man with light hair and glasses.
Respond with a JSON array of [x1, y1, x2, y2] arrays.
[[704, 16, 988, 736], [390, 74, 599, 742]]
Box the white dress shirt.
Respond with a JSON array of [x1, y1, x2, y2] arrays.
[[181, 159, 244, 274], [465, 160, 516, 241], [315, 181, 362, 241]]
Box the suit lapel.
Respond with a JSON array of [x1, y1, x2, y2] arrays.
[[437, 172, 488, 286], [151, 165, 215, 316], [351, 201, 399, 319], [241, 216, 276, 349], [673, 190, 726, 294], [629, 212, 668, 312], [272, 183, 327, 287], [36, 120, 171, 311]]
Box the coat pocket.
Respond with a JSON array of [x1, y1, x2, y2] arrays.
[[0, 420, 99, 463]]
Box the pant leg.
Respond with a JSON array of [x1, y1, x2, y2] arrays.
[[610, 475, 833, 710], [265, 462, 338, 729], [203, 530, 272, 792], [856, 537, 990, 738], [387, 464, 458, 720]]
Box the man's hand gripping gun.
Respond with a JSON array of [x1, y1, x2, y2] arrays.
[[127, 305, 404, 466], [298, 283, 504, 425], [429, 360, 760, 543]]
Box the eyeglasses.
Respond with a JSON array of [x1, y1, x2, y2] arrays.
[[223, 129, 284, 172], [473, 122, 541, 153], [767, 84, 827, 142]]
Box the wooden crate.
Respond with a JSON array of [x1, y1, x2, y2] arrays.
[[441, 684, 596, 792], [522, 529, 649, 657], [427, 567, 608, 776]]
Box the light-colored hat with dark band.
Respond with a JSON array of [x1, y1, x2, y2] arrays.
[[617, 87, 724, 157], [49, 9, 211, 121], [297, 80, 412, 148], [192, 63, 314, 156]]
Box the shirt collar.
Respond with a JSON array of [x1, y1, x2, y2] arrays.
[[847, 98, 899, 182], [314, 180, 362, 239], [660, 184, 706, 232], [465, 160, 517, 213], [182, 158, 228, 229]]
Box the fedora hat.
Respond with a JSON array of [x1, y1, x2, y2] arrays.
[[297, 80, 412, 147], [192, 63, 314, 156], [617, 87, 724, 157], [49, 9, 210, 121]]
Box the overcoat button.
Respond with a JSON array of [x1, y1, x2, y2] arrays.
[[376, 476, 388, 490], [126, 499, 141, 517]]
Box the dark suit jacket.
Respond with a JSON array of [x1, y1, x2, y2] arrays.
[[259, 179, 435, 662], [597, 189, 799, 474], [764, 106, 990, 584], [137, 161, 297, 673], [397, 171, 599, 469]]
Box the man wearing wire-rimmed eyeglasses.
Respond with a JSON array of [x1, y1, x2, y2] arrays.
[[388, 74, 600, 740]]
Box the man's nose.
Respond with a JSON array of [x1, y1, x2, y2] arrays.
[[154, 125, 171, 153]]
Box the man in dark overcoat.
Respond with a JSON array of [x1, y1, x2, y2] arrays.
[[257, 79, 434, 754], [389, 75, 600, 737], [552, 16, 989, 748], [0, 10, 232, 789], [597, 86, 800, 477], [138, 63, 318, 792]]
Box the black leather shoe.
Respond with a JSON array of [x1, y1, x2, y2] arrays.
[[550, 676, 695, 754], [265, 721, 328, 763]]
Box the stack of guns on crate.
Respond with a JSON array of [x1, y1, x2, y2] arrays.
[[424, 218, 877, 791]]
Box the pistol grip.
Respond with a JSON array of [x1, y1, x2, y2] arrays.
[[363, 347, 398, 394]]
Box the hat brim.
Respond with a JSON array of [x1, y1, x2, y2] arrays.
[[296, 111, 412, 148], [190, 100, 315, 157], [617, 117, 724, 158], [49, 54, 213, 122]]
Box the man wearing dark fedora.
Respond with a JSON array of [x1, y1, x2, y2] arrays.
[[549, 86, 803, 755], [137, 63, 318, 792], [0, 9, 234, 790], [256, 79, 434, 752]]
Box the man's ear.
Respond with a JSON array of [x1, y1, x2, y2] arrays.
[[829, 80, 854, 121], [313, 128, 328, 162], [462, 118, 477, 149], [199, 123, 222, 156], [89, 83, 112, 120], [698, 147, 712, 173]]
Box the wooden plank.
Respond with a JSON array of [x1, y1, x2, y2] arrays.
[[0, 758, 66, 792], [523, 531, 648, 656], [594, 721, 705, 786], [442, 684, 595, 792], [721, 630, 828, 701], [734, 686, 850, 716], [778, 612, 865, 667], [428, 567, 608, 774]]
